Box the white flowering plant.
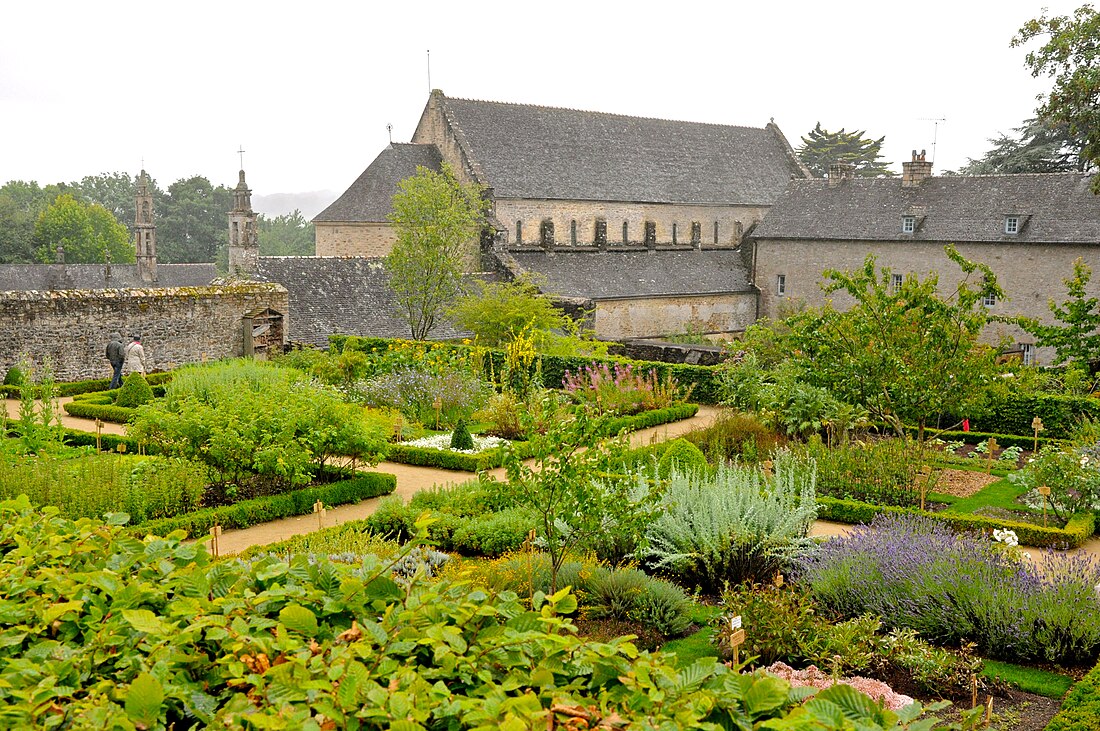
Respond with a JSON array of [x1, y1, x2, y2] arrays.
[[1010, 443, 1100, 522], [992, 528, 1019, 547]]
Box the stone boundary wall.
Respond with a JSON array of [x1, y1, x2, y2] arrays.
[[0, 283, 288, 382], [620, 340, 728, 366]]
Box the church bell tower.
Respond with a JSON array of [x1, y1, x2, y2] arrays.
[[134, 169, 157, 283], [227, 166, 259, 278]]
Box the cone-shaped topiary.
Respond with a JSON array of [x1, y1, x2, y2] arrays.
[[2, 366, 25, 387], [116, 373, 154, 408], [450, 418, 475, 451], [657, 438, 708, 479]]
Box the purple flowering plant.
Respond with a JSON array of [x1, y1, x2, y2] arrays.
[[561, 362, 685, 416]]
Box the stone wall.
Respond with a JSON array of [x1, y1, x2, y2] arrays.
[[0, 283, 288, 382], [621, 339, 728, 365], [314, 222, 396, 257], [753, 238, 1100, 365], [592, 292, 757, 340], [496, 199, 767, 248]]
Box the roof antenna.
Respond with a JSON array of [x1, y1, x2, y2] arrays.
[[918, 118, 946, 163], [386, 123, 393, 145], [427, 49, 431, 92]]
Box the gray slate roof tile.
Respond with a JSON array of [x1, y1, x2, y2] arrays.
[[0, 264, 216, 292], [313, 144, 443, 223]]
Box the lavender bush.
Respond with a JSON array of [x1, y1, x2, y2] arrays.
[[798, 513, 1100, 665]]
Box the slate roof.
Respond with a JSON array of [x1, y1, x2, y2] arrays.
[[0, 263, 216, 292], [504, 249, 753, 300], [252, 256, 466, 347], [313, 144, 443, 223], [430, 93, 807, 205], [753, 173, 1100, 244]]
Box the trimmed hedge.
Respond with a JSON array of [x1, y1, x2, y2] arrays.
[[60, 428, 142, 453], [1, 372, 172, 399], [905, 426, 1063, 451], [817, 495, 1095, 549], [332, 335, 725, 404], [382, 403, 700, 472], [62, 400, 136, 424], [976, 393, 1100, 439], [133, 471, 396, 539], [1045, 658, 1100, 731]]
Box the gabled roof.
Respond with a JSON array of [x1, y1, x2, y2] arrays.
[[753, 173, 1100, 244], [420, 91, 807, 205], [504, 249, 753, 300], [0, 264, 216, 292], [313, 144, 443, 223]]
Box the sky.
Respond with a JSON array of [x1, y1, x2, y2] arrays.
[[1, 0, 1084, 212]]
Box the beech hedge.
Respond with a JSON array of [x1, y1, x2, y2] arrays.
[[817, 495, 1095, 549], [974, 393, 1100, 439], [133, 471, 396, 539]]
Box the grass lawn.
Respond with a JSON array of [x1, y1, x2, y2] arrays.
[[942, 476, 1040, 517], [659, 604, 722, 667], [982, 659, 1074, 699]]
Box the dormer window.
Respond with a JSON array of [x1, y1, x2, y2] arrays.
[[901, 216, 916, 234], [1004, 216, 1020, 235]]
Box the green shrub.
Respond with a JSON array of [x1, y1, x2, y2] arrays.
[[715, 583, 823, 666], [975, 392, 1100, 438], [116, 373, 154, 408], [795, 437, 926, 507], [450, 507, 534, 556], [1045, 658, 1100, 731], [362, 495, 416, 541], [449, 418, 474, 450], [585, 566, 649, 620], [684, 410, 785, 464], [2, 366, 25, 387], [657, 438, 708, 479], [240, 522, 403, 562], [632, 577, 695, 637], [62, 400, 136, 424]]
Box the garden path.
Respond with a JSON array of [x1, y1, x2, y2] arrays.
[[3, 397, 127, 436]]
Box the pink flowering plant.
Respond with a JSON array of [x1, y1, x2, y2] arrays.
[[561, 362, 686, 416]]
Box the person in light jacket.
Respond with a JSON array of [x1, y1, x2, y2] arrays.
[[122, 334, 148, 376]]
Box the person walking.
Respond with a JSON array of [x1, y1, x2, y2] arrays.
[[106, 332, 124, 388], [122, 334, 148, 376]]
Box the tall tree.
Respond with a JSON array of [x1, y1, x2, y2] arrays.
[[157, 176, 232, 263], [796, 123, 894, 177], [34, 194, 134, 264], [258, 209, 314, 256], [385, 164, 488, 340], [1020, 258, 1100, 367], [956, 116, 1088, 174], [789, 246, 1002, 440], [1014, 5, 1100, 190], [0, 181, 73, 263], [71, 172, 142, 233]]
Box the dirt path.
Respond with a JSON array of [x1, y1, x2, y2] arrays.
[[4, 397, 127, 436]]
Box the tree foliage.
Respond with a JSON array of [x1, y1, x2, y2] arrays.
[[1020, 257, 1100, 367], [1014, 4, 1100, 189], [385, 164, 488, 340], [448, 274, 569, 347], [956, 116, 1088, 174], [71, 171, 139, 230], [156, 176, 233, 263], [788, 246, 1003, 439], [258, 209, 314, 256], [0, 180, 74, 263], [796, 122, 894, 177], [34, 194, 134, 264]]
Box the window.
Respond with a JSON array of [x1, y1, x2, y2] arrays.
[[982, 292, 997, 308], [1022, 343, 1036, 366], [891, 273, 903, 291], [540, 219, 554, 247], [714, 221, 719, 244], [515, 220, 522, 244], [672, 223, 677, 244], [594, 219, 607, 246], [622, 221, 629, 244], [777, 274, 786, 296], [902, 216, 916, 233], [1005, 216, 1019, 234], [690, 222, 701, 245], [570, 219, 577, 245], [644, 221, 656, 245]]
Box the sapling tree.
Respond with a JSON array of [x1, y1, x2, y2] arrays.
[[1020, 257, 1100, 368]]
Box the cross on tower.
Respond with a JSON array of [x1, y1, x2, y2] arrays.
[[237, 145, 246, 169]]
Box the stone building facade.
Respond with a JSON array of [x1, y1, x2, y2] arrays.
[[751, 156, 1100, 365]]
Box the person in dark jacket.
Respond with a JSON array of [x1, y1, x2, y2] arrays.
[[106, 332, 124, 389]]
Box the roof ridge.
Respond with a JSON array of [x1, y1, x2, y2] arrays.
[[443, 93, 772, 132]]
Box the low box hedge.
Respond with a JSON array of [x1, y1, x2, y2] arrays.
[[60, 428, 142, 454], [62, 400, 137, 424], [817, 495, 1095, 549], [902, 425, 1062, 451], [133, 471, 396, 539], [1045, 657, 1100, 731], [1, 372, 172, 399]]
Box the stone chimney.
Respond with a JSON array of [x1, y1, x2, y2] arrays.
[[902, 150, 933, 188], [828, 162, 855, 187], [228, 169, 259, 278]]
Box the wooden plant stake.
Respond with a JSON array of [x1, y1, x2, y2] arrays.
[[727, 615, 746, 668], [393, 414, 404, 443], [1032, 416, 1044, 456], [971, 675, 978, 709], [985, 695, 993, 726], [209, 524, 222, 558], [313, 500, 326, 530], [1038, 485, 1051, 528], [985, 437, 997, 475], [95, 418, 103, 451], [433, 397, 443, 430]]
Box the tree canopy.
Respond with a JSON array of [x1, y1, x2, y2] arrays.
[[156, 176, 233, 264], [385, 164, 488, 340], [1014, 4, 1100, 188], [258, 209, 314, 256], [34, 194, 134, 264], [447, 274, 569, 347], [955, 116, 1088, 175], [1020, 258, 1100, 367], [796, 123, 894, 177]]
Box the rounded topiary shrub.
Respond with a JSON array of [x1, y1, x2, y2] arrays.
[[657, 438, 708, 479], [450, 419, 475, 451], [3, 366, 26, 387], [116, 373, 154, 408]]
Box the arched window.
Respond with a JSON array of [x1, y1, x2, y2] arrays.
[[594, 219, 607, 246], [570, 220, 577, 245], [540, 219, 555, 247], [622, 221, 629, 244], [516, 220, 523, 244]]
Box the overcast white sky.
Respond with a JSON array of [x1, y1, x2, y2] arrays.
[[1, 0, 1083, 203]]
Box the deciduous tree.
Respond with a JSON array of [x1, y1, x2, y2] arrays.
[[157, 176, 232, 263], [385, 164, 488, 340], [258, 209, 314, 256], [1020, 258, 1100, 367], [34, 194, 133, 264], [447, 274, 568, 347]]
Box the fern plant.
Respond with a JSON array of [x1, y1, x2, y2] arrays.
[[644, 449, 817, 593]]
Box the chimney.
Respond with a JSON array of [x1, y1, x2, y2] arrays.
[[902, 149, 933, 187], [828, 162, 855, 187]]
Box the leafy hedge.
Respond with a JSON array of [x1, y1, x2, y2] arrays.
[[903, 426, 1063, 451], [332, 335, 725, 403], [383, 403, 700, 472], [133, 471, 396, 539], [63, 399, 137, 423], [60, 427, 142, 453], [976, 393, 1100, 439], [1045, 657, 1100, 731], [1, 372, 172, 398], [817, 495, 1095, 549]]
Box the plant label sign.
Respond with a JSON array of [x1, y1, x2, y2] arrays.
[[729, 615, 742, 630]]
